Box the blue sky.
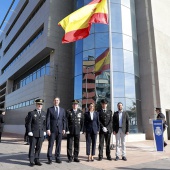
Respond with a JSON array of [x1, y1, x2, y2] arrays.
[[0, 0, 19, 33], [0, 0, 13, 25]]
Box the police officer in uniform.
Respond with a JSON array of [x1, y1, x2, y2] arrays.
[[155, 107, 168, 147], [98, 99, 112, 161], [27, 99, 46, 167], [66, 100, 84, 163]]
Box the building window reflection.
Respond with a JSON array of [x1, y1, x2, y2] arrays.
[[74, 0, 141, 133]]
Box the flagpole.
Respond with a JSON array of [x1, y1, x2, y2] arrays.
[[107, 0, 114, 112], [107, 0, 115, 149]]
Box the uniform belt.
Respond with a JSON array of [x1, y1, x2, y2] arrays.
[[119, 127, 122, 128]]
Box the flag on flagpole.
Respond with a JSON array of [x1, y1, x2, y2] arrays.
[[95, 48, 110, 76], [58, 0, 108, 43]]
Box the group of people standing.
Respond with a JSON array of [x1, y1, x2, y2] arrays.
[[26, 97, 130, 167]]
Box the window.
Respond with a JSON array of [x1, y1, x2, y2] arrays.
[[12, 57, 50, 91], [33, 72, 37, 80], [6, 98, 38, 110], [36, 69, 41, 78], [26, 101, 30, 106], [22, 102, 26, 107]]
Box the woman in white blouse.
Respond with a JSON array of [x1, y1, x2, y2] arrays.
[[84, 103, 100, 161]]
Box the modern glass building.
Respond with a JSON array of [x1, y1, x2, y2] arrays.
[[74, 0, 142, 133]]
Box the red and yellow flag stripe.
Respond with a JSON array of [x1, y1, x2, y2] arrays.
[[58, 0, 108, 43], [95, 48, 110, 76]]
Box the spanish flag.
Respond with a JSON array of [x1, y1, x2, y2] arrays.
[[95, 48, 110, 76], [58, 0, 108, 43]]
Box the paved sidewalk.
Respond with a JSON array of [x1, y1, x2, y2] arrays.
[[0, 133, 170, 170]]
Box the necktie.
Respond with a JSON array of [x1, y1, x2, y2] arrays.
[[38, 110, 41, 115], [103, 110, 106, 113]]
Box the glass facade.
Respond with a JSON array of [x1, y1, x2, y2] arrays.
[[74, 0, 142, 133], [6, 98, 38, 110], [12, 57, 50, 92]]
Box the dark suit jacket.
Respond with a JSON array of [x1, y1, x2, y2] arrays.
[[0, 114, 5, 132], [66, 108, 84, 135], [113, 111, 129, 134], [46, 106, 66, 133], [27, 109, 46, 137], [98, 109, 112, 133], [84, 111, 100, 134]]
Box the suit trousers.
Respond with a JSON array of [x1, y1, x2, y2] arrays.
[[47, 127, 63, 160], [115, 128, 126, 157], [86, 132, 97, 156], [29, 136, 44, 162], [67, 134, 80, 159], [98, 132, 111, 158]]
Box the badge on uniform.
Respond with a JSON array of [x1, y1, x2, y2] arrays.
[[68, 111, 72, 116], [34, 114, 37, 117], [77, 113, 81, 118]]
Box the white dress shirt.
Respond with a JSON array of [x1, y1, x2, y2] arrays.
[[90, 111, 94, 120], [119, 110, 123, 127], [37, 109, 41, 114]]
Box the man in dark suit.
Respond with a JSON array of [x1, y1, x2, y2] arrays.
[[66, 100, 84, 163], [113, 102, 129, 161], [98, 99, 113, 161], [46, 97, 66, 164], [27, 99, 46, 167], [155, 107, 167, 147], [0, 111, 5, 143]]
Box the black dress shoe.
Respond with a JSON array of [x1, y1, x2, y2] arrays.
[[48, 160, 52, 164], [98, 157, 102, 161], [122, 156, 127, 161], [107, 157, 112, 161], [164, 142, 167, 147], [68, 159, 72, 163], [35, 161, 42, 166], [29, 162, 34, 167], [74, 158, 80, 162], [115, 156, 119, 161], [56, 159, 62, 163]]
